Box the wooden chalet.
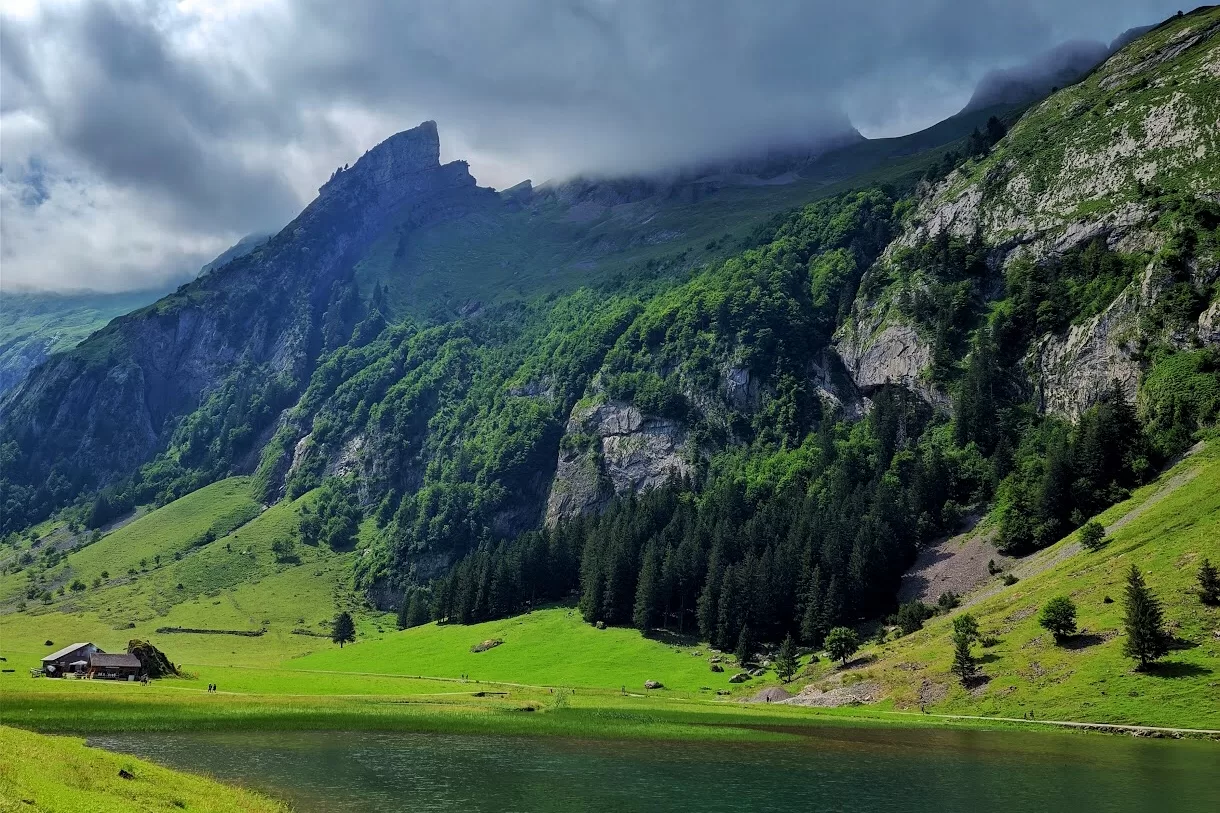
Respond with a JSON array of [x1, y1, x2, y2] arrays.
[[40, 642, 99, 677], [88, 653, 143, 680]]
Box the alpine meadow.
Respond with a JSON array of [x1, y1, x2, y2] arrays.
[[1, 4, 1218, 812]]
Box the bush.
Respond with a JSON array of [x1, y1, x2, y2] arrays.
[[1003, 573, 1019, 586], [936, 592, 961, 612], [1038, 596, 1078, 642], [824, 627, 860, 664], [1079, 521, 1108, 552]]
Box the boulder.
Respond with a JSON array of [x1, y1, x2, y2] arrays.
[[595, 621, 606, 630], [729, 672, 750, 684], [710, 663, 724, 673], [644, 680, 663, 690], [470, 638, 503, 653]]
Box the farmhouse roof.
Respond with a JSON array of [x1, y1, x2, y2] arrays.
[[42, 642, 96, 662], [90, 653, 142, 668]]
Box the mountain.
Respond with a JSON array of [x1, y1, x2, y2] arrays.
[[0, 234, 273, 398], [962, 39, 1111, 113], [199, 232, 273, 276], [0, 9, 1216, 655], [0, 289, 170, 397]]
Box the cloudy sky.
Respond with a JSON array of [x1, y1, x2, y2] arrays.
[[0, 0, 1183, 292]]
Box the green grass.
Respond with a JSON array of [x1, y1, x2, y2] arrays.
[[0, 725, 287, 812], [2, 445, 1216, 743], [0, 478, 395, 672], [790, 442, 1220, 730], [290, 607, 736, 695]]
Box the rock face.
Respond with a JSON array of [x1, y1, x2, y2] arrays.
[[545, 401, 690, 524], [1027, 289, 1142, 419], [835, 15, 1220, 421], [1, 121, 488, 493], [837, 322, 936, 401]]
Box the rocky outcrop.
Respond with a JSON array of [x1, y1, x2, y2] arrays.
[[545, 401, 690, 524], [809, 350, 866, 419], [1028, 288, 1142, 419], [835, 12, 1220, 421]]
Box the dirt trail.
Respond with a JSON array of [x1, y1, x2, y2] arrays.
[[880, 710, 1220, 737]]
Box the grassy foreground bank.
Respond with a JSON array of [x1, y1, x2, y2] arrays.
[[0, 725, 287, 813]]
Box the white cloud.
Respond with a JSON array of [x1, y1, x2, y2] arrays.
[[0, 0, 1185, 292]]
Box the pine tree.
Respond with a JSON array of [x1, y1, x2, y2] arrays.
[[396, 594, 410, 630], [331, 611, 356, 648], [799, 567, 825, 646], [1197, 558, 1220, 605], [1122, 565, 1169, 670], [734, 624, 756, 668], [632, 542, 661, 631], [774, 633, 800, 682], [951, 630, 977, 684]]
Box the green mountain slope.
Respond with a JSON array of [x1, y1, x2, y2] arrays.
[[0, 10, 1215, 731], [779, 441, 1220, 729]]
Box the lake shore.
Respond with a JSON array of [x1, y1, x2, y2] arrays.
[[6, 670, 1219, 745]]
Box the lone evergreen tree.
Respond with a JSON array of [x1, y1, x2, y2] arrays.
[[1198, 558, 1220, 605], [951, 629, 977, 684], [951, 613, 979, 644], [774, 634, 800, 682], [824, 626, 859, 665], [331, 611, 356, 648], [1038, 596, 1078, 643], [1122, 565, 1168, 670], [734, 624, 756, 667]]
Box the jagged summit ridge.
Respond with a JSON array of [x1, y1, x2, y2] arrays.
[[319, 120, 463, 197]]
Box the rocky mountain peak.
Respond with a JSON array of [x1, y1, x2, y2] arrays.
[[319, 120, 447, 196]]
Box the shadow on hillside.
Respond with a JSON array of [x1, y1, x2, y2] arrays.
[[838, 654, 876, 670], [643, 628, 700, 647], [1167, 636, 1200, 651], [1144, 661, 1211, 679], [1062, 633, 1109, 650]]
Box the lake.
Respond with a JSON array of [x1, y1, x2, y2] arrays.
[[91, 725, 1219, 812]]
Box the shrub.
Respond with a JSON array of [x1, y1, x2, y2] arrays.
[[1038, 596, 1078, 642], [1003, 573, 1019, 586], [1198, 558, 1220, 605], [937, 592, 961, 612], [1079, 521, 1108, 552]]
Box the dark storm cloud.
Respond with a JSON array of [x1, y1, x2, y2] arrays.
[[0, 0, 1184, 291]]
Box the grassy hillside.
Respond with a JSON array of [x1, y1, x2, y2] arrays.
[[780, 440, 1220, 729], [0, 478, 393, 671], [291, 607, 735, 694], [1, 451, 1213, 732], [0, 726, 287, 813]]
